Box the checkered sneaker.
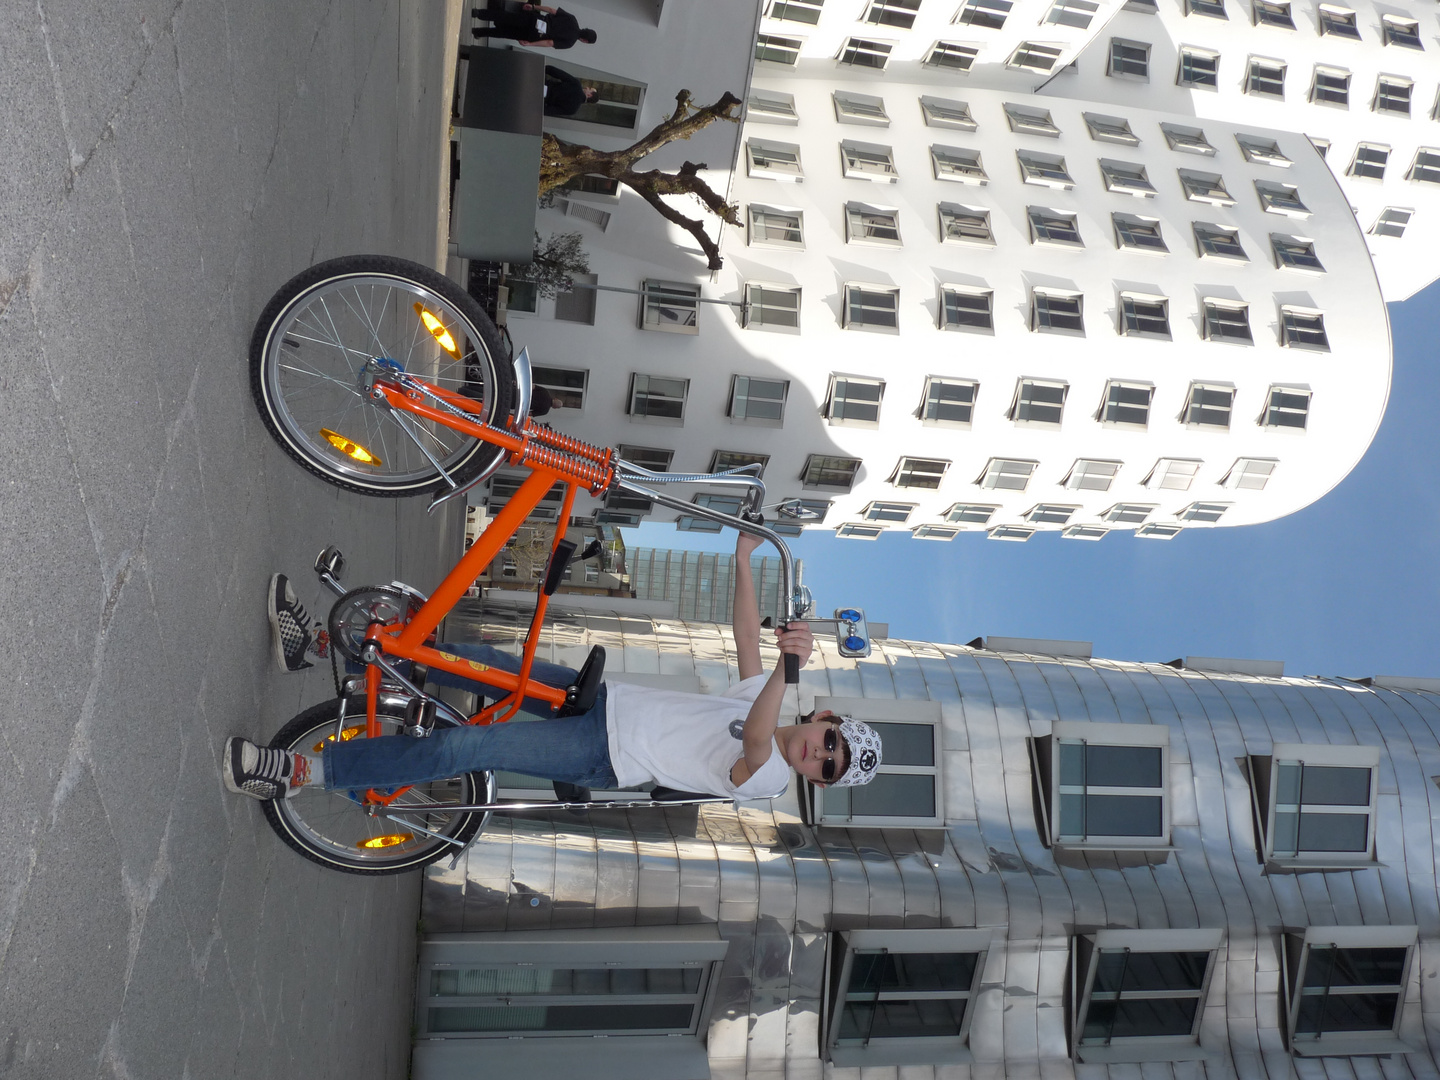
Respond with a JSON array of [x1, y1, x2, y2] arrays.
[[223, 737, 295, 801], [268, 573, 322, 672]]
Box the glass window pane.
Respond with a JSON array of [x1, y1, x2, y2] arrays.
[[1095, 951, 1209, 993], [850, 772, 937, 817], [429, 1002, 696, 1033], [1087, 745, 1163, 787], [867, 722, 935, 766], [1296, 993, 1399, 1035], [1083, 997, 1199, 1040], [1085, 794, 1163, 835], [847, 951, 978, 993], [1297, 813, 1369, 851], [1304, 947, 1407, 988], [841, 997, 967, 1040], [1301, 765, 1371, 805]]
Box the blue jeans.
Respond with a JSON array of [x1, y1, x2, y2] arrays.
[[322, 643, 618, 791]]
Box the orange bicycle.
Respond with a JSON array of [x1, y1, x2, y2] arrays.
[[249, 255, 870, 873]]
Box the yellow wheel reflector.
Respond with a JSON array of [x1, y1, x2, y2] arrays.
[[313, 725, 366, 752], [414, 303, 459, 357], [360, 833, 414, 850], [320, 429, 382, 466]]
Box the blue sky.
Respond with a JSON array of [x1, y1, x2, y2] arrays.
[[624, 281, 1440, 679]]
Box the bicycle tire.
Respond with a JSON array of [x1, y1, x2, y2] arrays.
[[250, 255, 516, 497], [262, 696, 492, 875]]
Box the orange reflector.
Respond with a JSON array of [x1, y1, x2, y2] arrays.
[[414, 303, 459, 357], [313, 725, 366, 752], [359, 833, 414, 850], [320, 428, 381, 466]]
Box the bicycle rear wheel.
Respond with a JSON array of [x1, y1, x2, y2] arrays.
[[250, 255, 516, 496], [262, 696, 493, 875]]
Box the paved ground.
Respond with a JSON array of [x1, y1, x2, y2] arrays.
[[0, 1, 462, 1076]]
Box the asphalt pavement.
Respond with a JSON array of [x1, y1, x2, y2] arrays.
[[0, 1, 464, 1076]]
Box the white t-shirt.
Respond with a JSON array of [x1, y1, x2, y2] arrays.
[[604, 674, 791, 799]]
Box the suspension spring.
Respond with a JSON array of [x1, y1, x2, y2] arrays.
[[522, 420, 613, 463], [516, 441, 613, 493]]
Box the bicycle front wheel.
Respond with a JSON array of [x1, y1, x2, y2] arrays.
[[250, 255, 516, 496], [262, 697, 493, 875]]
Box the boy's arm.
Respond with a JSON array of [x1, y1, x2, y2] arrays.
[[732, 532, 764, 680], [731, 623, 813, 786]]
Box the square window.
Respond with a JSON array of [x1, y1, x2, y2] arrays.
[[1137, 523, 1183, 538], [1177, 48, 1220, 87], [931, 146, 988, 183], [1010, 378, 1069, 424], [1161, 123, 1215, 154], [769, 0, 824, 22], [1221, 456, 1277, 489], [1370, 207, 1412, 237], [927, 41, 980, 70], [1113, 213, 1168, 252], [1236, 133, 1291, 165], [1407, 148, 1440, 183], [1382, 14, 1422, 48], [865, 0, 922, 27], [1177, 500, 1229, 521], [1311, 66, 1350, 106], [1374, 76, 1412, 114], [1272, 235, 1324, 272], [710, 449, 770, 477], [940, 287, 994, 330], [614, 444, 673, 478], [1109, 38, 1149, 78], [628, 374, 689, 420], [1194, 222, 1248, 260], [802, 454, 862, 490], [1253, 0, 1293, 27], [977, 458, 1039, 490], [640, 281, 699, 333], [1179, 170, 1234, 205], [843, 285, 901, 330], [1004, 103, 1061, 136], [1031, 290, 1084, 332], [728, 375, 788, 422], [1185, 382, 1236, 425], [1250, 743, 1379, 865], [749, 205, 804, 247], [1063, 459, 1122, 491], [839, 37, 893, 67], [841, 140, 899, 181], [1009, 41, 1064, 72], [1256, 181, 1309, 217], [1318, 5, 1359, 37], [1204, 303, 1252, 343], [1101, 159, 1156, 196], [747, 90, 798, 124], [921, 377, 979, 425], [677, 492, 744, 532], [746, 138, 803, 180], [531, 365, 588, 410], [756, 33, 803, 64], [1279, 307, 1329, 349], [1085, 113, 1139, 145], [846, 203, 902, 245], [810, 699, 945, 825], [1071, 928, 1224, 1062], [1120, 294, 1170, 337], [938, 204, 994, 245], [958, 0, 1013, 27], [1046, 0, 1099, 26], [1246, 57, 1286, 96], [1035, 720, 1172, 848], [1104, 502, 1156, 523], [892, 456, 950, 489], [1028, 208, 1083, 246], [835, 523, 884, 539], [554, 274, 598, 324], [989, 525, 1036, 541], [1063, 525, 1110, 540], [1026, 503, 1078, 524], [1263, 385, 1311, 429], [946, 503, 998, 524], [743, 283, 801, 330], [1185, 0, 1226, 17], [1283, 926, 1418, 1056], [826, 375, 885, 424], [913, 524, 961, 540], [1101, 381, 1154, 427], [920, 97, 977, 130], [1349, 143, 1389, 179], [833, 91, 889, 126], [1144, 458, 1202, 490], [1018, 150, 1074, 188], [863, 500, 915, 522]]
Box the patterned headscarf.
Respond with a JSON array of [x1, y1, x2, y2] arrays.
[[831, 716, 883, 787]]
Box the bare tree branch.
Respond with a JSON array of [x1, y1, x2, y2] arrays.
[[629, 182, 726, 271]]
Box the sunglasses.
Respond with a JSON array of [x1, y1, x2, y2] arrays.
[[821, 726, 842, 783]]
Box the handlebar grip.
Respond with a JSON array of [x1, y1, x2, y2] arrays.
[[784, 652, 799, 684]]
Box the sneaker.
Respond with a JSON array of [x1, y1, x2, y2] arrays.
[[224, 737, 297, 800], [268, 573, 319, 672]]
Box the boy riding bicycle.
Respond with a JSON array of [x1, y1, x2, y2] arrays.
[[225, 531, 883, 802]]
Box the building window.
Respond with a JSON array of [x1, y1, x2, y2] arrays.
[[756, 33, 803, 64], [710, 449, 769, 476], [989, 525, 1036, 541], [1407, 148, 1440, 183], [775, 496, 830, 526], [1272, 235, 1324, 272], [610, 445, 673, 514], [1101, 381, 1154, 428], [1263, 385, 1311, 429], [728, 375, 788, 423], [747, 89, 798, 124], [1063, 459, 1122, 491], [809, 699, 945, 826], [1194, 222, 1248, 261], [1250, 743, 1381, 864], [1311, 66, 1350, 106], [1063, 525, 1110, 541], [926, 41, 980, 70], [940, 286, 994, 330], [839, 37, 893, 68], [746, 138, 803, 180], [845, 204, 902, 245], [1028, 208, 1083, 247], [865, 0, 922, 26], [1119, 294, 1170, 337], [1004, 103, 1061, 136], [1179, 170, 1234, 205], [946, 503, 998, 525], [863, 501, 915, 522], [743, 284, 801, 330], [1370, 207, 1412, 237], [1109, 38, 1149, 78], [842, 285, 901, 330], [1144, 458, 1201, 490], [677, 493, 744, 532], [531, 365, 588, 410], [1348, 143, 1388, 179], [1046, 0, 1099, 26], [841, 141, 899, 181], [1284, 927, 1419, 1056], [835, 523, 885, 539], [892, 456, 950, 489], [1177, 501, 1229, 522], [1031, 290, 1084, 332], [1009, 41, 1064, 71], [826, 375, 885, 424], [1177, 48, 1220, 87], [938, 204, 994, 245], [1236, 134, 1291, 165], [554, 273, 598, 324], [977, 458, 1038, 490], [1085, 113, 1139, 144], [1009, 378, 1069, 425], [1137, 523, 1183, 539], [1256, 181, 1309, 217], [640, 281, 699, 333], [1253, 0, 1293, 27], [958, 0, 1013, 27], [931, 145, 987, 184], [1018, 151, 1075, 188], [921, 97, 977, 130], [1113, 213, 1167, 252], [1161, 123, 1215, 154], [1026, 503, 1077, 524], [1221, 457, 1277, 489], [913, 524, 961, 540], [833, 91, 889, 125], [1201, 299, 1252, 341], [802, 454, 862, 490], [769, 0, 824, 22], [1070, 929, 1224, 1063], [1101, 159, 1156, 197], [1103, 503, 1155, 523], [1279, 307, 1329, 350], [1317, 4, 1360, 37], [921, 377, 979, 426], [1034, 720, 1172, 849], [748, 206, 804, 247], [628, 374, 689, 421], [1184, 382, 1236, 425], [1381, 14, 1422, 48], [1373, 76, 1412, 114], [1186, 0, 1226, 16]]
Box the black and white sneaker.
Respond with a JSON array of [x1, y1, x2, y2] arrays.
[[268, 573, 323, 672], [224, 737, 297, 801]]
